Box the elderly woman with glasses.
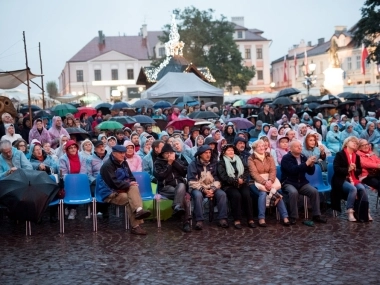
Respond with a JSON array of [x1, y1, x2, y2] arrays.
[[331, 136, 370, 222]]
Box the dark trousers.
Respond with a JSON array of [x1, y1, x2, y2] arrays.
[[362, 176, 380, 195], [225, 184, 253, 221], [160, 183, 190, 221]]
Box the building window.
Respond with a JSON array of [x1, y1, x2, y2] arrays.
[[356, 55, 361, 69], [94, 70, 101, 81], [158, 47, 165, 57], [365, 80, 370, 84], [357, 81, 362, 85], [256, 48, 263, 59], [257, 70, 263, 80], [127, 69, 134, 80], [237, 31, 242, 39], [244, 49, 251, 59], [347, 57, 352, 70], [76, 70, 83, 82], [111, 69, 118, 80]]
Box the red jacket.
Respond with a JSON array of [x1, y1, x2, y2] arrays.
[[356, 150, 380, 180]]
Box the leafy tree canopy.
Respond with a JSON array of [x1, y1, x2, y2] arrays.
[[46, 81, 58, 99], [352, 0, 380, 63], [153, 6, 255, 91]]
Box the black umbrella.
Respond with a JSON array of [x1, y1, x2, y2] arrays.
[[132, 99, 154, 108], [110, 102, 131, 110], [132, 115, 156, 124], [302, 95, 320, 103], [95, 102, 112, 109], [338, 92, 368, 100], [338, 100, 355, 107], [173, 95, 197, 104], [34, 110, 52, 119], [188, 111, 219, 119], [308, 102, 321, 110], [0, 169, 59, 223], [109, 116, 137, 125], [320, 94, 341, 102], [276, 88, 301, 98], [239, 104, 260, 109], [66, 127, 90, 141], [315, 104, 336, 110], [272, 97, 296, 106], [20, 105, 41, 114]]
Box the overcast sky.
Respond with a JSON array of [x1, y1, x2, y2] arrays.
[[0, 0, 363, 93]]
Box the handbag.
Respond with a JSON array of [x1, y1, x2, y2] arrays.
[[56, 187, 65, 199], [254, 173, 281, 192]]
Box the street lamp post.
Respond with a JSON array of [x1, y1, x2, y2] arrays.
[[302, 61, 317, 96]]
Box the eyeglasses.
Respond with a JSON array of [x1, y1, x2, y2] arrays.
[[360, 143, 370, 147]]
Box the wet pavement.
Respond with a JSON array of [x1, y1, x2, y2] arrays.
[[1, 192, 380, 284]]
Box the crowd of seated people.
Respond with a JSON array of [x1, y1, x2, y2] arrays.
[[0, 99, 380, 234]]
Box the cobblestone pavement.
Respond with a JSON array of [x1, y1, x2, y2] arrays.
[[1, 192, 380, 285]]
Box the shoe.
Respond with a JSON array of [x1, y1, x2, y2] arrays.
[[131, 225, 147, 235], [248, 221, 257, 228], [368, 209, 373, 222], [135, 209, 151, 220], [258, 219, 267, 227], [49, 216, 58, 223], [346, 208, 356, 222], [312, 215, 327, 223], [282, 219, 291, 227], [195, 221, 203, 230], [217, 219, 229, 228], [173, 205, 185, 216], [234, 223, 242, 229], [64, 208, 69, 216], [289, 218, 297, 225], [68, 209, 76, 220], [182, 222, 191, 233]]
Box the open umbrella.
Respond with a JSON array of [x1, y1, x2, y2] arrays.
[[320, 94, 341, 102], [66, 127, 91, 141], [96, 121, 124, 130], [74, 107, 97, 118], [110, 102, 131, 110], [272, 97, 296, 106], [173, 95, 197, 104], [0, 169, 59, 223], [109, 116, 137, 125], [204, 102, 217, 108], [226, 118, 254, 130], [166, 118, 196, 130], [153, 101, 172, 109], [233, 99, 246, 107], [132, 115, 156, 124], [276, 88, 301, 98], [307, 102, 321, 110], [315, 104, 336, 110], [132, 99, 154, 108], [302, 95, 320, 103], [51, 104, 78, 116], [338, 100, 355, 107], [20, 104, 41, 114], [338, 92, 368, 100], [34, 110, 52, 119], [246, 97, 264, 105], [189, 111, 219, 119], [95, 102, 112, 109], [175, 101, 200, 108], [240, 104, 260, 109]]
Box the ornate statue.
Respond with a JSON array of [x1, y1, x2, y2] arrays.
[[329, 39, 340, 68]]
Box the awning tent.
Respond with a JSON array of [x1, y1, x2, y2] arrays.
[[141, 72, 223, 99], [0, 68, 42, 89]]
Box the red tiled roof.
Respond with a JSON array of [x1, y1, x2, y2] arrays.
[[68, 31, 164, 62]]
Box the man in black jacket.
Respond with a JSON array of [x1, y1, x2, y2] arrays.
[[99, 145, 151, 235], [257, 104, 275, 125], [154, 143, 191, 232], [280, 140, 327, 225]]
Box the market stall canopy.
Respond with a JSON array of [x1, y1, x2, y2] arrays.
[[141, 72, 223, 99], [0, 68, 42, 89]]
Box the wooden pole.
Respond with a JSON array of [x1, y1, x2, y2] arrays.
[[39, 42, 46, 109], [23, 31, 32, 124]]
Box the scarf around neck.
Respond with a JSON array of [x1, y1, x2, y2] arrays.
[[68, 152, 81, 174], [223, 154, 244, 178], [254, 151, 266, 162], [343, 148, 360, 185]]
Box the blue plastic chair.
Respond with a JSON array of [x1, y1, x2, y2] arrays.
[[327, 163, 334, 186], [327, 156, 335, 164], [276, 166, 282, 181], [306, 164, 331, 193], [133, 172, 160, 227], [63, 174, 94, 233]]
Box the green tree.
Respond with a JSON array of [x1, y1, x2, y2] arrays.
[[352, 0, 380, 63], [153, 6, 255, 92], [46, 81, 58, 99]]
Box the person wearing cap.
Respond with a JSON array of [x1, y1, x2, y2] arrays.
[[184, 127, 200, 148], [234, 135, 250, 165], [187, 145, 228, 230], [154, 143, 191, 232], [98, 144, 151, 235], [59, 140, 87, 219], [29, 118, 51, 145], [1, 123, 22, 144], [218, 144, 254, 229], [143, 140, 165, 183], [0, 139, 33, 179], [249, 120, 262, 139]]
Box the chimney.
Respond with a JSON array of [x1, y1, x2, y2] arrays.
[[318, 38, 325, 45], [141, 24, 147, 38], [98, 30, 105, 44], [307, 41, 312, 47], [231, 16, 245, 27]]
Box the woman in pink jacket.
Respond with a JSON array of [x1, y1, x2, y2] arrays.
[[123, 140, 142, 172], [357, 139, 380, 194]]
